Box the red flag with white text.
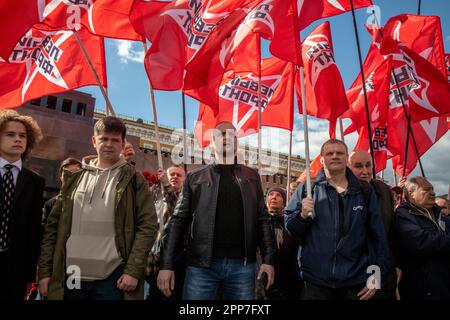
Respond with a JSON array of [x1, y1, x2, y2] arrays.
[[194, 57, 295, 147], [296, 21, 349, 138], [0, 27, 106, 109]]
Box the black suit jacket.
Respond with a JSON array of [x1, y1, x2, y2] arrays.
[[4, 167, 45, 294]]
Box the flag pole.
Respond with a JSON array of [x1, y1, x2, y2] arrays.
[[74, 31, 115, 116], [286, 130, 293, 203], [371, 13, 426, 177], [339, 117, 345, 142], [182, 93, 188, 172], [257, 39, 262, 175], [393, 165, 398, 186], [299, 66, 312, 201], [350, 0, 376, 179], [418, 0, 422, 15], [142, 40, 164, 172]]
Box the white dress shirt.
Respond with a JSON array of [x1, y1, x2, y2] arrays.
[[0, 157, 22, 186]]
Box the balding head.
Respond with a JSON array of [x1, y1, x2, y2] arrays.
[[212, 121, 238, 164], [348, 150, 373, 182]]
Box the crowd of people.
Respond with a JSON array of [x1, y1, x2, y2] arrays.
[[0, 109, 449, 301]]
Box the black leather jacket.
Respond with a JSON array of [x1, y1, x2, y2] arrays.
[[161, 164, 276, 269]]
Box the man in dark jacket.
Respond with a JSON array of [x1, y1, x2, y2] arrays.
[[395, 176, 450, 300], [286, 139, 390, 300], [158, 121, 276, 300], [0, 110, 45, 300], [348, 150, 399, 299]]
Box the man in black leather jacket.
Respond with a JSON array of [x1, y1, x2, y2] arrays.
[[158, 121, 276, 300]]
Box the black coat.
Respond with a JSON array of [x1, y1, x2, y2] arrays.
[[3, 168, 45, 297], [161, 164, 276, 270], [395, 201, 450, 300]]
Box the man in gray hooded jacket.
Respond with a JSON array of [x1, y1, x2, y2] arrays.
[[38, 117, 158, 300]]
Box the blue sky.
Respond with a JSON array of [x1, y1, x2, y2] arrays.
[[78, 0, 450, 193]]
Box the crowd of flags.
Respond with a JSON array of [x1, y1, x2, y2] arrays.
[[0, 0, 449, 180]]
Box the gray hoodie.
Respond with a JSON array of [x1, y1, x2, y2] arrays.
[[66, 156, 127, 281]]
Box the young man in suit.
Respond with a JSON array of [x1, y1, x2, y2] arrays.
[[0, 110, 45, 300]]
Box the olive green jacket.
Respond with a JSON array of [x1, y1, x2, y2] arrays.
[[38, 164, 158, 300]]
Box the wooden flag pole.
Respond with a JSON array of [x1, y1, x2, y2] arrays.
[[142, 41, 164, 172], [286, 130, 293, 203], [299, 66, 312, 201], [181, 93, 188, 172], [74, 31, 115, 116]]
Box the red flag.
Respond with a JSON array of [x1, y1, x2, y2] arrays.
[[0, 27, 106, 109], [194, 57, 295, 147], [0, 0, 40, 60], [296, 21, 349, 138], [82, 0, 141, 41], [297, 155, 322, 182], [242, 0, 301, 65], [297, 0, 373, 31], [130, 0, 261, 90], [381, 14, 446, 77], [344, 56, 392, 135], [183, 9, 256, 111], [391, 115, 448, 176], [383, 44, 450, 123]]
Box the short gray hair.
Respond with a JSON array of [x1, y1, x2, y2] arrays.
[[404, 176, 429, 200]]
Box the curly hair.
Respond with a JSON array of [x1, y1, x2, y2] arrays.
[[0, 109, 43, 160]]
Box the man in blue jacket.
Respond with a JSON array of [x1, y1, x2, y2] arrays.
[[285, 139, 390, 300]]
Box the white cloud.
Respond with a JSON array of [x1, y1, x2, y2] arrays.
[[115, 40, 145, 64]]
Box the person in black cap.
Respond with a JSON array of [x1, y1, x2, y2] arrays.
[[263, 187, 302, 299]]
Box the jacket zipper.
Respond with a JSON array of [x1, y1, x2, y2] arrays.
[[410, 210, 442, 231], [234, 168, 248, 266], [331, 187, 339, 282]]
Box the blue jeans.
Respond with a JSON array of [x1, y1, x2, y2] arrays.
[[64, 267, 124, 300], [183, 258, 256, 300]]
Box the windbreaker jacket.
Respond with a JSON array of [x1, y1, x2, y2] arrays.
[[285, 168, 390, 289]]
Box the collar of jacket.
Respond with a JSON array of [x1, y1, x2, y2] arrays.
[[212, 160, 241, 173], [315, 167, 362, 195], [400, 200, 442, 219], [61, 163, 136, 201]]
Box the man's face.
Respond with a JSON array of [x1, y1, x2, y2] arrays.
[[436, 198, 449, 216], [92, 131, 124, 165], [0, 121, 27, 161], [167, 167, 185, 192], [212, 122, 237, 162], [321, 143, 348, 173], [267, 191, 284, 214], [410, 180, 435, 209], [122, 142, 135, 163], [348, 151, 373, 183]]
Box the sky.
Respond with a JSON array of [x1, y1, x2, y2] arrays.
[[78, 0, 450, 194]]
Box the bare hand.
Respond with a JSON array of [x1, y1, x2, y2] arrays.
[[157, 270, 175, 297], [357, 275, 378, 300], [257, 264, 275, 290], [38, 277, 50, 296], [301, 197, 314, 219], [117, 274, 138, 292], [396, 268, 402, 286], [398, 176, 407, 188]]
